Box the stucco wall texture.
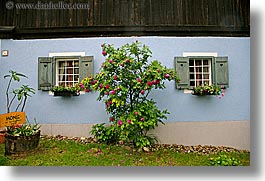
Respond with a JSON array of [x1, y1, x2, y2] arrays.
[[0, 37, 250, 125]]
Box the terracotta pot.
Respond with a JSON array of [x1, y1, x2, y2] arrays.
[[0, 133, 5, 144]]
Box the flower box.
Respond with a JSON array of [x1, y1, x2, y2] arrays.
[[192, 84, 223, 96], [52, 85, 80, 97], [53, 91, 79, 97], [192, 91, 219, 96], [5, 130, 40, 156]]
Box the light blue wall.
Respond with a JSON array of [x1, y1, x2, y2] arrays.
[[0, 37, 250, 124]]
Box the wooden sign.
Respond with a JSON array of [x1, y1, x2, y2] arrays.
[[0, 112, 26, 128]]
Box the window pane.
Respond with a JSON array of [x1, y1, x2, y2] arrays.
[[74, 75, 79, 81], [203, 74, 209, 79], [196, 67, 202, 72], [203, 67, 209, 72], [197, 81, 202, 86], [190, 74, 194, 79], [196, 74, 202, 79], [189, 60, 194, 66], [58, 75, 65, 81], [204, 81, 209, 85], [66, 68, 73, 74], [74, 61, 79, 67], [190, 81, 195, 86], [59, 82, 65, 86], [66, 82, 73, 87], [67, 75, 73, 81], [195, 60, 201, 66], [67, 61, 73, 67], [59, 68, 65, 74], [74, 68, 79, 74], [203, 60, 209, 65], [59, 61, 66, 67]]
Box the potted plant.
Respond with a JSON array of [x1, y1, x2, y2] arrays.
[[5, 119, 41, 155], [51, 85, 80, 96], [0, 70, 35, 143], [192, 83, 225, 97]]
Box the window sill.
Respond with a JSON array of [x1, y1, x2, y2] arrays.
[[184, 89, 193, 94]]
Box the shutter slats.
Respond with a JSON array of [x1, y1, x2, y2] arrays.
[[79, 56, 94, 81], [214, 57, 229, 88], [38, 57, 54, 90], [175, 57, 190, 89]]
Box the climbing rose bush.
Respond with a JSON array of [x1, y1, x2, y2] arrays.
[[91, 41, 179, 148]]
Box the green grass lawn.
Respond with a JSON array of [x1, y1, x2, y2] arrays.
[[0, 137, 250, 166]]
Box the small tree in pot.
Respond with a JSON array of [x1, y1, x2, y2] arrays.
[[1, 70, 40, 154]]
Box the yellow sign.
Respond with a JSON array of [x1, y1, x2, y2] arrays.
[[0, 112, 26, 128]]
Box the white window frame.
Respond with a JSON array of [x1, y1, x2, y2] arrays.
[[182, 52, 217, 93], [189, 58, 212, 88], [48, 52, 86, 95], [56, 58, 80, 87]]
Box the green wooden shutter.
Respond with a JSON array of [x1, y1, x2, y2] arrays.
[[213, 57, 229, 88], [175, 57, 189, 89], [38, 57, 55, 90], [79, 56, 94, 81]]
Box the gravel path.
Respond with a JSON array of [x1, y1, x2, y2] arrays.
[[41, 135, 249, 155]]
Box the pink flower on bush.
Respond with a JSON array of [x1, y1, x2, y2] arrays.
[[105, 84, 110, 89], [136, 77, 141, 82], [99, 84, 103, 89], [147, 81, 153, 86], [113, 75, 117, 80], [164, 73, 170, 78], [102, 51, 107, 56], [120, 63, 124, 67], [92, 80, 97, 85], [134, 111, 138, 115], [109, 117, 115, 122], [118, 120, 123, 126], [109, 59, 113, 63], [107, 100, 112, 106], [110, 90, 116, 95], [85, 88, 90, 93], [140, 90, 145, 95], [155, 79, 161, 84], [126, 59, 130, 63], [127, 120, 131, 124], [140, 117, 145, 121], [79, 83, 85, 89]]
